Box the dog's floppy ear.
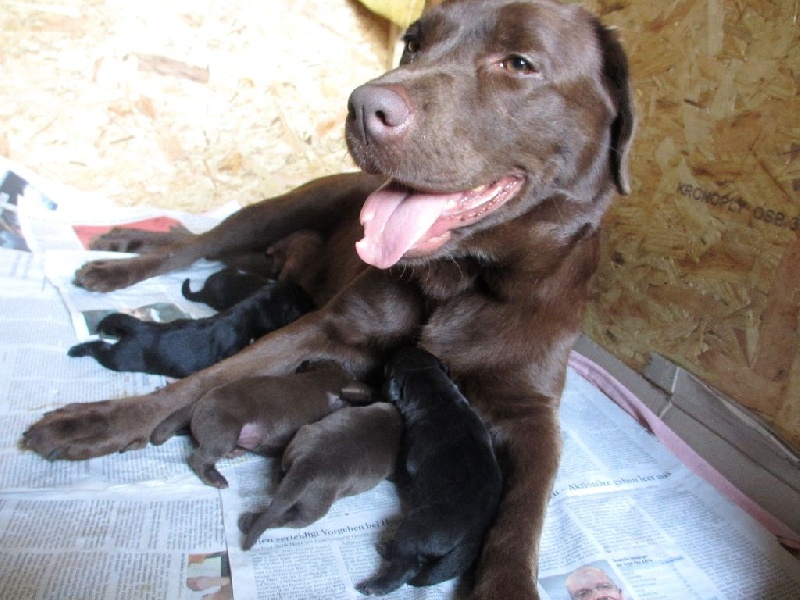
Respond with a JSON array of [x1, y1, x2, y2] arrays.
[[595, 22, 635, 196]]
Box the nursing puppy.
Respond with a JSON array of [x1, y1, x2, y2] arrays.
[[238, 402, 403, 549], [357, 347, 502, 596], [151, 360, 372, 488], [182, 268, 271, 311], [182, 230, 325, 311], [68, 279, 315, 378]]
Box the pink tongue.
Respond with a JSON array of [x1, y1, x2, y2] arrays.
[[356, 185, 456, 269]]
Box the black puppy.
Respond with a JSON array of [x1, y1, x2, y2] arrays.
[[357, 347, 503, 596], [68, 280, 315, 378], [182, 267, 271, 311]]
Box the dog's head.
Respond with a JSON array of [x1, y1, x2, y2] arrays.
[[346, 0, 635, 269]]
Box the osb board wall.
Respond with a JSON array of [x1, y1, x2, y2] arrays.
[[579, 1, 800, 448], [1, 0, 392, 212]]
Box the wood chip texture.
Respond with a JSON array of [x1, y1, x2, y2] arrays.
[[579, 0, 800, 448], [1, 0, 391, 211]]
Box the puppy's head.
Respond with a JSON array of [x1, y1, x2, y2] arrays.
[[384, 346, 450, 408], [345, 0, 635, 270]]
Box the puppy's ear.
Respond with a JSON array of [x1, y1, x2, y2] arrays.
[[295, 359, 313, 374], [595, 21, 635, 196]]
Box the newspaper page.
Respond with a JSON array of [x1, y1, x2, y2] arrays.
[[220, 459, 466, 600], [2, 159, 799, 599], [0, 488, 230, 600], [536, 370, 800, 600]]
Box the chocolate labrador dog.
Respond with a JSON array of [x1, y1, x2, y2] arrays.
[[23, 1, 634, 598]]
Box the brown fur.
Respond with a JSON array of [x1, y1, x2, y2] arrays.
[[23, 1, 634, 597], [150, 361, 371, 489], [238, 403, 403, 550]]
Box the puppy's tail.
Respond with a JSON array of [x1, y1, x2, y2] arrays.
[[150, 405, 193, 445], [181, 278, 203, 303]]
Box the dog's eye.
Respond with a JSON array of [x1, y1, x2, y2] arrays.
[[403, 36, 421, 55], [500, 55, 538, 76]]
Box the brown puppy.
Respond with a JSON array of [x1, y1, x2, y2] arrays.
[[23, 2, 634, 598], [151, 361, 371, 488], [238, 402, 403, 550]]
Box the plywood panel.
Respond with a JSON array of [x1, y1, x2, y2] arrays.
[[1, 0, 392, 212], [579, 0, 800, 448]]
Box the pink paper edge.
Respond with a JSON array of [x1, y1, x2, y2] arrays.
[[568, 351, 800, 549]]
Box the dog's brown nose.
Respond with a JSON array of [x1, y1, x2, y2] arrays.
[[347, 84, 411, 140]]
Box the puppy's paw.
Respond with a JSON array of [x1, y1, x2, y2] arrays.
[[339, 382, 374, 405], [95, 313, 139, 337], [238, 512, 268, 550], [21, 400, 151, 460], [355, 575, 400, 597], [67, 341, 105, 358], [189, 456, 229, 489], [238, 512, 259, 533], [355, 580, 381, 597]]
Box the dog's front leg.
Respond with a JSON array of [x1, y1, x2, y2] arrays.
[[74, 172, 382, 292], [469, 401, 561, 600], [23, 269, 421, 460]]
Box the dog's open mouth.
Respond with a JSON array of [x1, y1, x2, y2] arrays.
[[356, 176, 524, 268]]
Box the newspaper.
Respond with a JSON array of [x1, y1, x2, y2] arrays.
[[1, 158, 799, 599]]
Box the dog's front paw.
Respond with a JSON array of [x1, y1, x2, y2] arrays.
[[22, 400, 151, 460], [89, 226, 190, 253], [74, 255, 162, 292]]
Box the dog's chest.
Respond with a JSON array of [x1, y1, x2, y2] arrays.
[[410, 257, 492, 301]]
